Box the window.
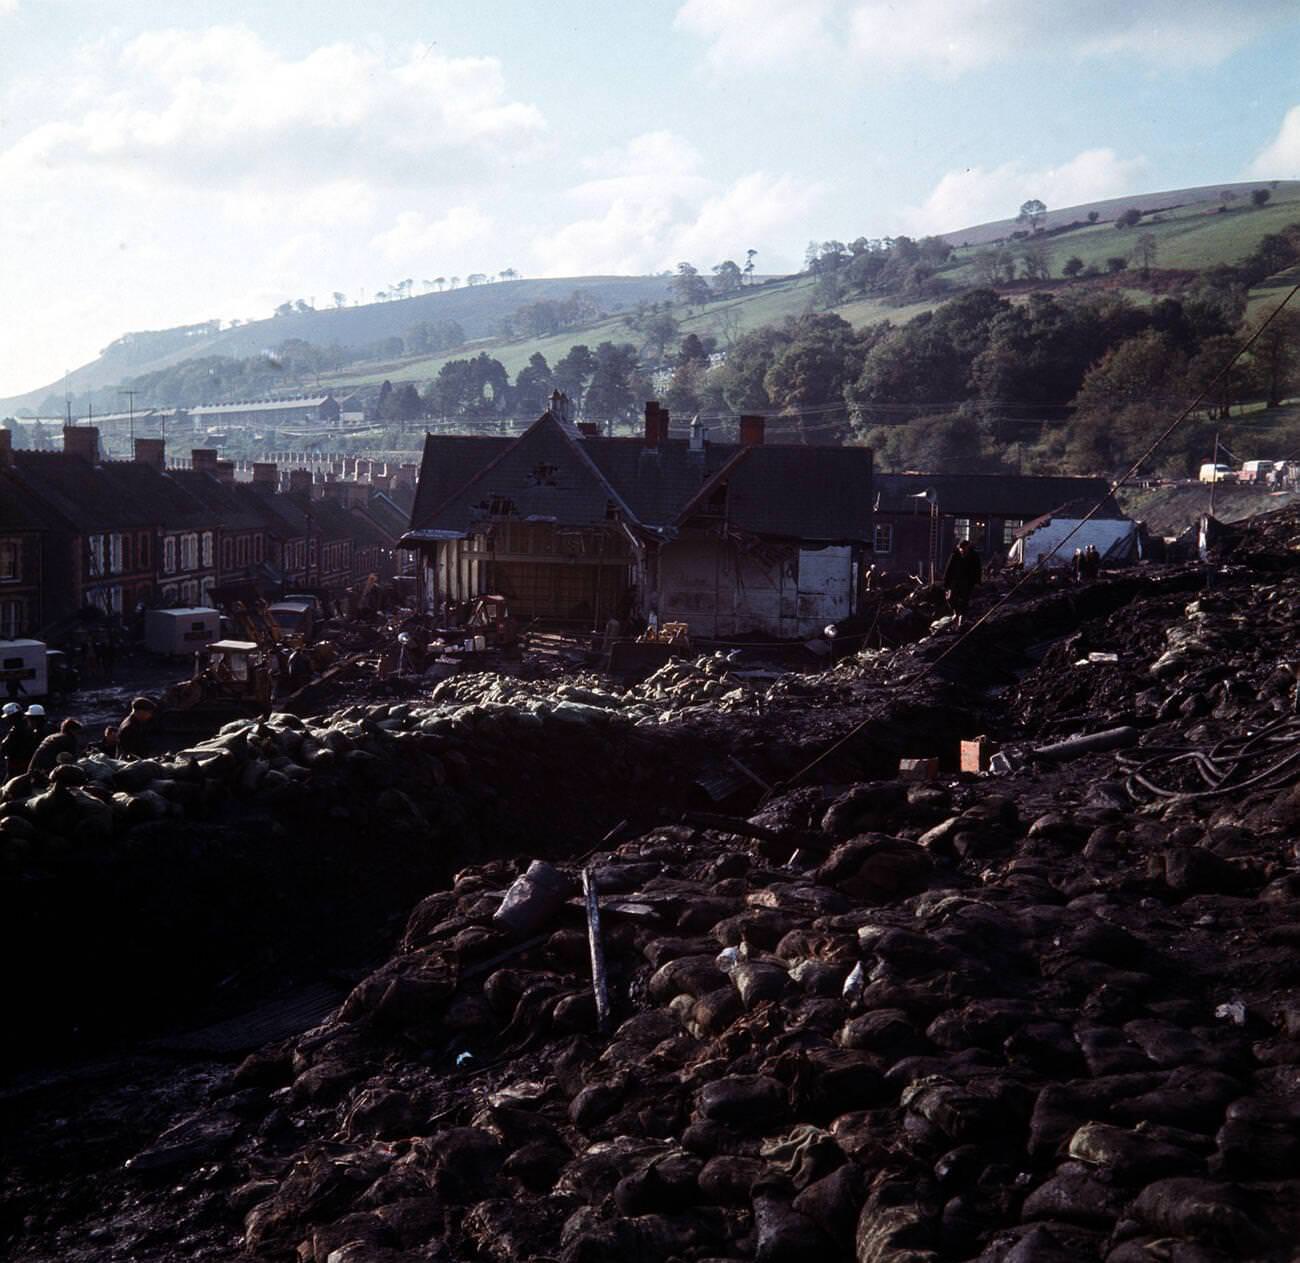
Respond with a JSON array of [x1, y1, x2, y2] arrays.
[[873, 523, 894, 555], [0, 598, 24, 637], [182, 580, 199, 605], [253, 534, 263, 562], [0, 540, 19, 582], [222, 539, 234, 571], [121, 535, 132, 572], [202, 532, 214, 567], [109, 533, 123, 574], [89, 534, 106, 577], [953, 517, 972, 543], [1002, 519, 1024, 547], [138, 533, 150, 568], [181, 533, 199, 571]]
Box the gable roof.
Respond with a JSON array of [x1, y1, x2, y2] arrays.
[[874, 472, 1114, 518], [410, 413, 627, 535], [166, 469, 267, 531], [409, 414, 876, 542]]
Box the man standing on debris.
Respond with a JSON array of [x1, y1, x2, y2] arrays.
[[1, 707, 38, 778], [943, 537, 982, 630], [116, 697, 158, 759]]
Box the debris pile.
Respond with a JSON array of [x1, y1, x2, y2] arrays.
[[8, 508, 1300, 1261]]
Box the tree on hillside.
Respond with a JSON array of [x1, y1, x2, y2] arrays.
[[500, 268, 519, 282], [449, 276, 460, 290], [553, 344, 597, 410], [1115, 207, 1143, 229], [332, 291, 347, 308], [1087, 211, 1100, 224], [513, 352, 555, 414], [1135, 232, 1158, 279], [434, 277, 446, 292], [1062, 256, 1085, 278], [1247, 308, 1300, 407], [467, 273, 488, 287], [1252, 188, 1272, 208], [1106, 256, 1128, 274], [1017, 199, 1047, 232], [642, 311, 681, 363], [584, 342, 644, 422], [672, 262, 711, 308], [744, 249, 758, 285], [711, 260, 743, 296], [1020, 238, 1052, 281]]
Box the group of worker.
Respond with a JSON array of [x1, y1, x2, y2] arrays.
[[1073, 544, 1103, 582], [0, 695, 160, 780]]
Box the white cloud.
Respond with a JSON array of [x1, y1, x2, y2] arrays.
[[678, 0, 1295, 73], [532, 130, 822, 274], [369, 206, 495, 266], [902, 147, 1149, 235], [1249, 106, 1300, 178], [0, 0, 19, 15], [0, 25, 546, 191], [674, 0, 835, 70]]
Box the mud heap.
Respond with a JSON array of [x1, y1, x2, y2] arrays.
[[6, 509, 1300, 1262]]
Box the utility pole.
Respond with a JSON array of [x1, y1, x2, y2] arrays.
[[119, 389, 137, 449], [1209, 429, 1220, 518]]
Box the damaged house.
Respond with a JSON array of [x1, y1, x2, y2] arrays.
[[403, 403, 874, 638]]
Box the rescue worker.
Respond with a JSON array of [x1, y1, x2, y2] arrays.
[[942, 537, 982, 630], [29, 718, 82, 773], [1, 708, 38, 778], [26, 703, 48, 744], [287, 647, 312, 691], [116, 697, 158, 759]]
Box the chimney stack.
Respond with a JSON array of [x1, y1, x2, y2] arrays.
[[397, 463, 417, 490], [689, 417, 707, 453], [739, 415, 766, 447], [63, 426, 100, 463], [134, 437, 165, 469], [643, 401, 670, 448], [192, 448, 219, 474], [252, 462, 278, 488], [215, 460, 236, 485], [288, 468, 313, 496], [0, 427, 12, 469]]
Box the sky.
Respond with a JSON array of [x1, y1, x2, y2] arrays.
[[2, 0, 1300, 398]]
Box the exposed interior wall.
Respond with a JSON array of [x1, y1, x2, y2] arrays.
[[659, 536, 854, 638], [1010, 519, 1138, 568]]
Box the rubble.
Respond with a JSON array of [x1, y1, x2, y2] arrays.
[[7, 507, 1300, 1261]]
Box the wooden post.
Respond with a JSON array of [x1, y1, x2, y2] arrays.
[[581, 867, 611, 1035]]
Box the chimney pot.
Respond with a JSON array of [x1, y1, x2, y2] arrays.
[[288, 468, 313, 495], [191, 448, 219, 473], [252, 461, 278, 486], [215, 460, 236, 485]]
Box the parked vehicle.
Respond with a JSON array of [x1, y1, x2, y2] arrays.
[[266, 601, 315, 645], [0, 639, 48, 698], [1198, 463, 1236, 484], [145, 607, 222, 656]]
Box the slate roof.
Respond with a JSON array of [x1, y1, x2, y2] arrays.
[[408, 433, 512, 531], [409, 412, 876, 543], [0, 470, 67, 533], [234, 485, 311, 541], [8, 452, 209, 532], [874, 473, 1114, 518], [167, 469, 267, 531]]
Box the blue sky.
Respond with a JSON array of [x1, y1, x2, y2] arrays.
[[2, 0, 1299, 397]]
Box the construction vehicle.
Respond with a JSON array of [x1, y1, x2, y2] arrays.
[[159, 639, 272, 732]]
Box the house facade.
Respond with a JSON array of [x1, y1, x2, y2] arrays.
[[872, 472, 1117, 580], [403, 405, 874, 638]]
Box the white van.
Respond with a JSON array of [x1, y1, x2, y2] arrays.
[[1198, 463, 1236, 484], [0, 640, 48, 698]]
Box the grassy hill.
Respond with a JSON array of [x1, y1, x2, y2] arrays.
[[9, 179, 1300, 414]]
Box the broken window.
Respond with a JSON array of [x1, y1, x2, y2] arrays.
[[485, 495, 516, 517], [953, 517, 972, 543], [528, 462, 559, 487], [873, 524, 893, 555], [1002, 519, 1024, 546]]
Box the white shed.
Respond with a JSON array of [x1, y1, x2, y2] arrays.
[[1008, 507, 1140, 569]]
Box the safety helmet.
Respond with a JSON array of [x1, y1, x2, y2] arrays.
[[2, 702, 19, 716], [26, 703, 45, 717]]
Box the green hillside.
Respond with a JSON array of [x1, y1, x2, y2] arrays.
[[10, 179, 1300, 416]]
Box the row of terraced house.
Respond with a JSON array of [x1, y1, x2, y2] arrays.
[[0, 426, 415, 639]]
